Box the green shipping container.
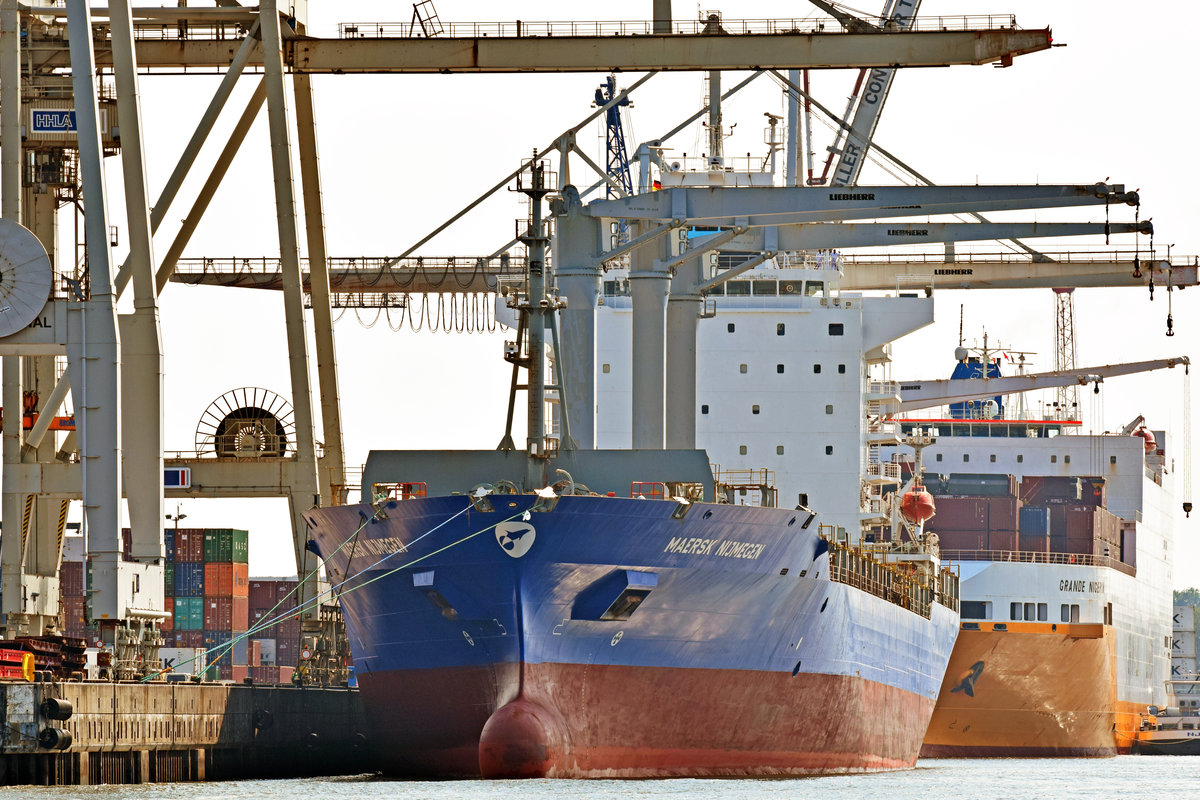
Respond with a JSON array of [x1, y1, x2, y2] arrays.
[[164, 563, 175, 597], [203, 529, 249, 564], [174, 597, 205, 631]]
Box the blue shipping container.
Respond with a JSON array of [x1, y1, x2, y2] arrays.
[[174, 597, 204, 631], [204, 630, 233, 664], [174, 562, 205, 597], [1020, 506, 1051, 535], [164, 529, 176, 562]]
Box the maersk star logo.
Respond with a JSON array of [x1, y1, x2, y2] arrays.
[[495, 521, 536, 558]]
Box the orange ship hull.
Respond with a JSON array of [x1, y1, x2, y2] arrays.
[[921, 622, 1120, 757]]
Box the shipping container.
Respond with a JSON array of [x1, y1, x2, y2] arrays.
[[175, 529, 205, 562], [205, 563, 234, 597], [251, 665, 280, 684], [203, 596, 249, 631], [174, 597, 205, 631], [162, 597, 174, 632], [174, 562, 205, 597], [278, 618, 301, 639], [62, 534, 85, 563], [60, 561, 85, 598], [164, 530, 176, 561], [232, 636, 248, 665], [160, 647, 206, 677], [176, 630, 204, 649], [254, 638, 277, 665], [1018, 533, 1051, 554], [204, 630, 233, 664], [1021, 475, 1082, 506], [248, 639, 261, 668], [929, 497, 988, 531], [249, 580, 277, 610], [164, 562, 175, 597], [987, 496, 1021, 531], [275, 636, 298, 666], [276, 581, 299, 610], [946, 473, 1017, 497], [279, 665, 295, 684], [231, 665, 250, 683], [1019, 506, 1051, 536], [203, 529, 249, 564], [987, 530, 1018, 552], [933, 529, 987, 552]]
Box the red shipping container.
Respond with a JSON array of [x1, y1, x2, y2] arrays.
[[987, 530, 1018, 552], [205, 563, 232, 597], [987, 496, 1021, 532], [175, 529, 205, 562], [249, 580, 276, 610], [60, 561, 85, 598], [1060, 536, 1095, 556], [251, 665, 280, 684], [177, 630, 203, 648], [275, 637, 298, 666], [931, 529, 987, 551], [231, 665, 249, 683], [162, 597, 174, 632], [278, 618, 301, 639], [276, 582, 299, 610], [62, 596, 87, 630], [278, 666, 295, 684], [248, 639, 261, 668], [203, 597, 250, 631], [929, 497, 987, 531], [1019, 533, 1051, 554], [232, 563, 249, 597]]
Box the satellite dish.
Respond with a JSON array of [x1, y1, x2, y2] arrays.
[[0, 219, 52, 337]]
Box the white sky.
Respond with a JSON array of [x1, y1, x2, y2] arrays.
[[35, 1, 1200, 586]]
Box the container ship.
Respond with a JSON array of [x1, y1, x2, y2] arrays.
[[593, 258, 1182, 757], [302, 171, 960, 778]]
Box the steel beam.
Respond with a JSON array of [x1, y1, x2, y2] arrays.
[[29, 26, 1053, 73], [0, 0, 25, 627], [293, 72, 346, 504], [111, 0, 165, 565], [260, 2, 322, 610]]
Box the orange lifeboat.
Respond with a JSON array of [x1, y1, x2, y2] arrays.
[[1134, 427, 1157, 454], [900, 487, 936, 524]]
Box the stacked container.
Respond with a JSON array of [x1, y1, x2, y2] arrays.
[[247, 577, 302, 677], [201, 529, 250, 680]]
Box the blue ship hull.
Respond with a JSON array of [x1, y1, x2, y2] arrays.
[[305, 494, 957, 777]]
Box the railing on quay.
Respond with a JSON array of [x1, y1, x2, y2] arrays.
[[338, 15, 1020, 40], [940, 549, 1136, 578]]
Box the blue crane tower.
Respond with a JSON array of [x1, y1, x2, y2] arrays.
[[595, 75, 633, 198]]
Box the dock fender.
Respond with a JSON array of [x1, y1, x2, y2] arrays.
[[478, 697, 567, 778]]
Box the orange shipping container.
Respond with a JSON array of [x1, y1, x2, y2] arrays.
[[204, 563, 250, 598]]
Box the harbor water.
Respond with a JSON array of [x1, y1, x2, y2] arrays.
[[6, 758, 1199, 799]]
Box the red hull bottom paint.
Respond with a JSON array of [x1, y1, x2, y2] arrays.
[[921, 623, 1118, 758], [359, 662, 934, 778]]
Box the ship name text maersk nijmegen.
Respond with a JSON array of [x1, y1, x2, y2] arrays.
[[664, 537, 766, 560]]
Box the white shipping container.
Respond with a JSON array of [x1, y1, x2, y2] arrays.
[[1171, 630, 1196, 658], [160, 647, 207, 676], [253, 638, 277, 665], [62, 534, 85, 563], [1175, 605, 1197, 632]]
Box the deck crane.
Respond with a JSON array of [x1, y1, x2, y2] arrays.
[[595, 76, 634, 199]]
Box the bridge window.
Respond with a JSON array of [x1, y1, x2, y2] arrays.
[[1024, 602, 1036, 621], [828, 323, 844, 336], [1038, 603, 1048, 621], [960, 601, 991, 620], [1060, 603, 1080, 623], [1010, 602, 1022, 621]]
